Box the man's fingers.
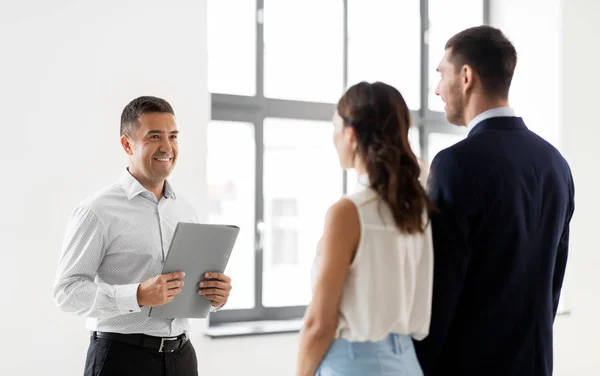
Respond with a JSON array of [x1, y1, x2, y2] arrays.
[[198, 288, 228, 297], [203, 294, 225, 305], [167, 288, 182, 297], [164, 271, 185, 281], [203, 272, 231, 283], [198, 280, 229, 290], [167, 280, 184, 289]]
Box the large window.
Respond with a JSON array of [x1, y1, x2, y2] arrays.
[[207, 0, 488, 325]]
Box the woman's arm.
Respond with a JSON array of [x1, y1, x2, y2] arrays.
[[296, 198, 360, 376]]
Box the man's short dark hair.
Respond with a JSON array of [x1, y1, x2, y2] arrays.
[[120, 96, 175, 136], [445, 25, 517, 98]]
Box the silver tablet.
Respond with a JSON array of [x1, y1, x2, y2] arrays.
[[148, 222, 239, 319]]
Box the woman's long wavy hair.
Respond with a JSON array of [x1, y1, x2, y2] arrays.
[[337, 81, 435, 233]]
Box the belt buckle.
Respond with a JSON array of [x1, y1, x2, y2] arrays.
[[158, 336, 179, 353]]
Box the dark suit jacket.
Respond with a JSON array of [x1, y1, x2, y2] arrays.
[[414, 117, 575, 376]]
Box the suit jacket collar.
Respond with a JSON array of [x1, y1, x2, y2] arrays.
[[468, 117, 528, 138]]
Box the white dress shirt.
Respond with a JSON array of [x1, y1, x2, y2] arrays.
[[312, 174, 434, 342], [467, 106, 516, 130], [53, 169, 206, 337]]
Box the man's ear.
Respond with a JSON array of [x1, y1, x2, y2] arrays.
[[120, 135, 133, 155], [462, 64, 474, 93]]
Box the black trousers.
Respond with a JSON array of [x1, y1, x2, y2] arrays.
[[83, 336, 198, 376]]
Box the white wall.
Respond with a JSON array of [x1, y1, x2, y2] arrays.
[[492, 0, 600, 375], [491, 0, 562, 148], [554, 0, 600, 374], [0, 1, 299, 374]]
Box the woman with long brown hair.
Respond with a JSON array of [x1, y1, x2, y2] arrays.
[[297, 82, 434, 375]]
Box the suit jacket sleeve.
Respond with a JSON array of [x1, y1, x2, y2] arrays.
[[414, 149, 480, 374], [552, 168, 575, 318]]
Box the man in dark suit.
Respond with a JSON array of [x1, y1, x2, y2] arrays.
[[414, 26, 575, 376]]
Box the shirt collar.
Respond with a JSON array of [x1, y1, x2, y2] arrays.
[[163, 180, 176, 200], [119, 168, 177, 200], [467, 107, 516, 130]]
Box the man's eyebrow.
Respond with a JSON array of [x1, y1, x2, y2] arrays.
[[145, 130, 179, 135]]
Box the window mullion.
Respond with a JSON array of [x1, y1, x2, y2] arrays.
[[483, 0, 490, 25], [255, 115, 265, 312], [256, 0, 265, 98]]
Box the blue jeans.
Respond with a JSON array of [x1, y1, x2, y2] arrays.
[[316, 334, 423, 376]]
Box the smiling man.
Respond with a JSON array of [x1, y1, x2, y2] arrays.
[[54, 96, 232, 376]]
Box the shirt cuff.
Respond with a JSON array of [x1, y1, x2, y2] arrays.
[[116, 283, 142, 314], [209, 304, 222, 313]]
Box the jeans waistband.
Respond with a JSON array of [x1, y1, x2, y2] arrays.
[[331, 333, 414, 359]]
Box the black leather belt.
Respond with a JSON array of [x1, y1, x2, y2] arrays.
[[92, 331, 188, 353]]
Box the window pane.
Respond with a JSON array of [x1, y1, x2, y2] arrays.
[[409, 126, 422, 160], [263, 0, 344, 103], [208, 0, 256, 96], [348, 0, 421, 110], [346, 126, 421, 193], [428, 0, 484, 111], [427, 132, 466, 164], [207, 121, 256, 310], [263, 118, 343, 307]]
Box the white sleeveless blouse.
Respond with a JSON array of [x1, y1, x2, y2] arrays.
[[312, 174, 434, 341]]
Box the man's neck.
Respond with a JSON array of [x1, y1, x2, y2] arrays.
[[147, 185, 165, 201], [464, 97, 509, 126], [128, 168, 165, 200]]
